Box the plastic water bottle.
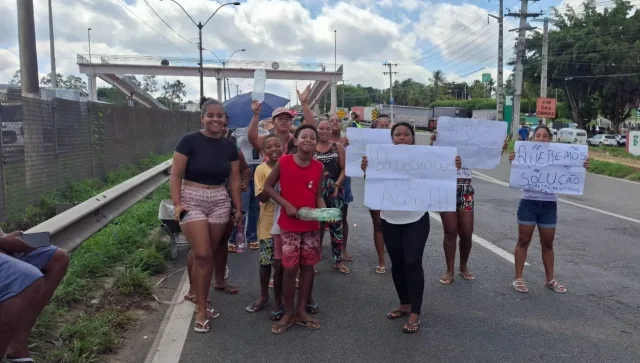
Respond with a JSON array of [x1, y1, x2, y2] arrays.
[[235, 224, 246, 253], [252, 69, 266, 103]]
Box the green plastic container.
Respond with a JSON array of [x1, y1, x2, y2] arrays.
[[298, 208, 342, 223]]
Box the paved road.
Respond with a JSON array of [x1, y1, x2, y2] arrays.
[[149, 133, 640, 363]]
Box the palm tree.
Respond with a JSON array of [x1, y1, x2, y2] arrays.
[[430, 70, 446, 101]]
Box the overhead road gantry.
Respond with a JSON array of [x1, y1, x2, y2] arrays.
[[78, 55, 343, 114]]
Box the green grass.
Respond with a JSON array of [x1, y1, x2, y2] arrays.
[[8, 154, 176, 363], [1, 153, 172, 232], [588, 159, 640, 180], [591, 146, 640, 160]]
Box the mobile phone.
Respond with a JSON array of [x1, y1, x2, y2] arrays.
[[21, 232, 52, 248], [179, 210, 188, 220]]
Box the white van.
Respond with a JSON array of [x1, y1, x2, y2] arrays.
[[557, 128, 588, 144]]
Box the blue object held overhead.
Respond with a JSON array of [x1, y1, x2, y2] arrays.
[[223, 92, 290, 128]]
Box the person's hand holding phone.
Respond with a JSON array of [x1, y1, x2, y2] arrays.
[[0, 231, 35, 254], [173, 203, 186, 222]]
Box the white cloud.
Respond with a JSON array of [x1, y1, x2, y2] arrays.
[[1, 0, 519, 105]]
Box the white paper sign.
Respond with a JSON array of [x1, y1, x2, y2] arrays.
[[509, 141, 588, 195], [363, 144, 457, 211], [345, 128, 391, 177], [434, 116, 507, 170]]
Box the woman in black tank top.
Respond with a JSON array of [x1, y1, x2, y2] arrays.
[[315, 119, 350, 275]]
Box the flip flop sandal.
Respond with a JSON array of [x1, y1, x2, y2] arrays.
[[245, 301, 269, 313], [375, 266, 386, 274], [6, 358, 36, 362], [225, 266, 229, 280], [306, 303, 320, 315], [313, 269, 320, 275], [295, 278, 300, 289], [459, 271, 476, 280], [439, 276, 455, 284], [194, 306, 220, 319], [386, 309, 409, 320], [214, 285, 239, 295], [342, 254, 353, 262], [194, 319, 211, 333], [402, 321, 421, 334], [249, 242, 260, 250], [269, 278, 274, 288], [271, 321, 293, 334], [270, 309, 284, 321], [545, 279, 567, 293], [227, 244, 236, 252], [334, 265, 351, 275], [295, 319, 321, 330], [512, 278, 529, 293]]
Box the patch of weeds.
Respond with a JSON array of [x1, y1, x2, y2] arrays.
[[129, 248, 166, 275], [588, 159, 638, 178], [114, 267, 152, 296], [46, 309, 136, 363], [1, 152, 172, 232], [596, 146, 640, 160]]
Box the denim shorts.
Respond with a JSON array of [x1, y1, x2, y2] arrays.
[[0, 245, 58, 303], [517, 199, 558, 229]]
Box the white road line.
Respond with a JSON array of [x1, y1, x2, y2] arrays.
[[145, 269, 192, 363], [429, 213, 528, 266], [473, 170, 640, 225]]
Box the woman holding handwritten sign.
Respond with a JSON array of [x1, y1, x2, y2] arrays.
[[508, 125, 590, 294], [431, 131, 508, 284], [361, 122, 462, 334]]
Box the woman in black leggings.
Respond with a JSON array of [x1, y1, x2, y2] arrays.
[[361, 122, 461, 333]]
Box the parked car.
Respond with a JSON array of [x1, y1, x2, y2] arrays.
[[615, 134, 627, 146], [587, 134, 617, 146], [557, 128, 588, 144]]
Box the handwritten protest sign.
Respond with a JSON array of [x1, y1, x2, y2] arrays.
[[364, 144, 457, 211], [345, 128, 391, 177], [509, 141, 588, 195], [433, 116, 507, 170]]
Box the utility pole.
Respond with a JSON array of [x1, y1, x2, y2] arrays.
[[17, 0, 39, 97], [506, 0, 541, 138], [236, 84, 239, 96], [383, 62, 398, 123], [48, 0, 57, 88], [539, 17, 549, 124], [489, 0, 504, 120]]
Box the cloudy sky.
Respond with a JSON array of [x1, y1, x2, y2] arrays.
[[0, 0, 587, 105]]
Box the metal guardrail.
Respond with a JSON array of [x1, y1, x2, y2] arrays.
[[26, 160, 173, 253]]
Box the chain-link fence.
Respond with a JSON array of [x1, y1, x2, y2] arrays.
[[0, 95, 201, 221]]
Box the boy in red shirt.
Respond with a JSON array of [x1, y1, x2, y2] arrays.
[[264, 124, 325, 334]]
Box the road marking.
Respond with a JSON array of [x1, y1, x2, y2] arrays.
[[145, 269, 192, 363], [473, 170, 640, 225], [429, 213, 528, 265]]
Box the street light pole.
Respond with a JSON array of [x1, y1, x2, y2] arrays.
[[48, 0, 57, 88], [88, 28, 92, 63], [165, 0, 241, 101], [206, 48, 245, 101]]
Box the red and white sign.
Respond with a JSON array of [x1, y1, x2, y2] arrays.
[[536, 98, 557, 118]]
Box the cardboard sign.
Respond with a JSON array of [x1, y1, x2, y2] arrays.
[[536, 98, 557, 118]]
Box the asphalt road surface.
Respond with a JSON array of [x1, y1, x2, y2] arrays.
[[150, 134, 640, 363]]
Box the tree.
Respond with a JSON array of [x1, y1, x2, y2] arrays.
[[63, 75, 88, 96], [142, 75, 158, 94], [40, 73, 65, 87], [122, 75, 142, 89], [97, 86, 128, 104], [9, 70, 21, 85], [430, 70, 446, 101], [162, 80, 187, 109], [518, 0, 640, 128]]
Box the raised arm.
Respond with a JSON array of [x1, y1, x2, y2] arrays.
[[248, 100, 266, 149], [297, 84, 316, 126]]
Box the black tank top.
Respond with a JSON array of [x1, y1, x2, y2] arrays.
[[314, 143, 341, 180]]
